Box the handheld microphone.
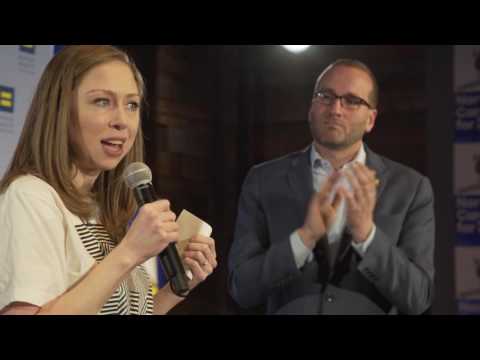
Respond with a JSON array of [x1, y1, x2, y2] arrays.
[[123, 162, 190, 297]]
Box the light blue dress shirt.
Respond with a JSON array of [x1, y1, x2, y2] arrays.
[[289, 144, 376, 269]]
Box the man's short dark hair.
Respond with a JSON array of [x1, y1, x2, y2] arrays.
[[315, 59, 379, 109]]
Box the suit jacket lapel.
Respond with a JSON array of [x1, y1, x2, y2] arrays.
[[365, 145, 388, 203], [287, 146, 314, 221]]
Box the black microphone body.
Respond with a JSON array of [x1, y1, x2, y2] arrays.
[[133, 183, 190, 296]]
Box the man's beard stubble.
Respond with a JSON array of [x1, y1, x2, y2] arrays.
[[309, 118, 367, 151]]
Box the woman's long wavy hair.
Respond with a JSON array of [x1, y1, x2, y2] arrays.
[[0, 45, 146, 243]]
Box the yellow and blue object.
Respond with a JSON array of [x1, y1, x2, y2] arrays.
[[19, 45, 36, 54], [0, 86, 14, 113]]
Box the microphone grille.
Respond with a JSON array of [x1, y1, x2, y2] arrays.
[[123, 162, 152, 189]]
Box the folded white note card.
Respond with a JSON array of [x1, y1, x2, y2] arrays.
[[144, 210, 213, 286]]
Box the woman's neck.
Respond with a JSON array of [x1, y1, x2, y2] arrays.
[[72, 166, 101, 194]]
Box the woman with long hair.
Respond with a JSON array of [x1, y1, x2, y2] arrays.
[[0, 45, 217, 315]]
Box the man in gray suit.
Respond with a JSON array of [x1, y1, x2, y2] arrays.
[[227, 59, 435, 315]]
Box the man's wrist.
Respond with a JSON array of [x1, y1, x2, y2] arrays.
[[297, 227, 320, 250], [351, 222, 374, 244]]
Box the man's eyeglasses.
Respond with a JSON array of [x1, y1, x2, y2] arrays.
[[314, 91, 373, 110]]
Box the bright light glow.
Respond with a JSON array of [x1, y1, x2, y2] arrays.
[[281, 45, 311, 54]]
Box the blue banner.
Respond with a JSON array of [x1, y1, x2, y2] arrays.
[[456, 195, 480, 246], [455, 90, 480, 143], [0, 45, 55, 177]]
